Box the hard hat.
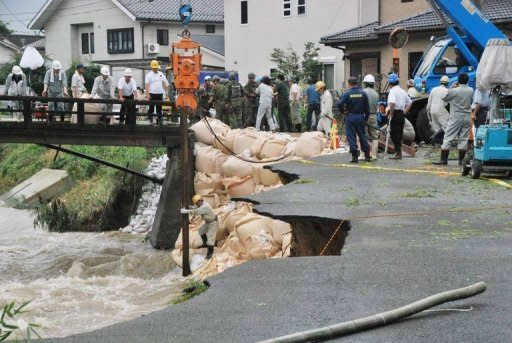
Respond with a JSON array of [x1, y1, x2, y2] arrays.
[[212, 75, 220, 81], [229, 71, 236, 80], [407, 79, 415, 86], [100, 66, 110, 76], [52, 60, 62, 70], [315, 81, 326, 91], [363, 74, 375, 84], [124, 68, 133, 77], [204, 75, 212, 81], [440, 75, 449, 84], [248, 72, 256, 79], [192, 194, 203, 206], [150, 60, 160, 69], [12, 65, 22, 75], [388, 73, 399, 84]]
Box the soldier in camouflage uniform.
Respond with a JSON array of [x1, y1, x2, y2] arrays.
[[212, 76, 226, 122], [198, 75, 214, 117], [244, 72, 259, 127], [224, 72, 245, 128]]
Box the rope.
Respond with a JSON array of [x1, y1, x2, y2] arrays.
[[199, 113, 292, 164], [319, 219, 346, 256]]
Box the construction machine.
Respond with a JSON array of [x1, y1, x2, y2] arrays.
[[402, 0, 510, 142]]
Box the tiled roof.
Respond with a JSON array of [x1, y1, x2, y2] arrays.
[[321, 0, 512, 45], [193, 34, 224, 56], [7, 34, 44, 48], [117, 0, 223, 23], [321, 21, 379, 44]]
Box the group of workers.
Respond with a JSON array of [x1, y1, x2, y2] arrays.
[[3, 59, 170, 124]]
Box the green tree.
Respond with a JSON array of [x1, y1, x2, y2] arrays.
[[302, 41, 322, 82], [0, 20, 12, 37], [270, 48, 300, 80]]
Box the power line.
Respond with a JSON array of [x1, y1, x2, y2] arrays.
[[0, 0, 30, 28]]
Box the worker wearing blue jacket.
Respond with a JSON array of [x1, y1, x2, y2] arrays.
[[337, 77, 371, 163]]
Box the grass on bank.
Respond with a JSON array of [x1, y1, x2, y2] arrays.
[[0, 144, 161, 232], [171, 280, 209, 305]]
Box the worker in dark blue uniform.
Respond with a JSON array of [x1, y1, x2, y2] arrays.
[[337, 77, 371, 163]]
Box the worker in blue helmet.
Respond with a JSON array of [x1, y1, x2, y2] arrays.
[[386, 73, 412, 160]]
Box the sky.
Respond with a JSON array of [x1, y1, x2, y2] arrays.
[[0, 0, 46, 33]]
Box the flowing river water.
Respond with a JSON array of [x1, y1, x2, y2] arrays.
[[0, 205, 186, 339]]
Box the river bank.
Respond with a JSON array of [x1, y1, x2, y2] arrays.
[[0, 205, 185, 339]]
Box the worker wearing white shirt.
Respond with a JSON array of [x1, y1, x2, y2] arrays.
[[387, 73, 412, 160], [118, 68, 138, 124], [289, 77, 303, 132], [427, 75, 450, 143], [91, 66, 115, 123], [145, 60, 169, 125]]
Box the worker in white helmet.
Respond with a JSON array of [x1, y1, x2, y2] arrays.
[[118, 68, 138, 124], [427, 75, 450, 144], [180, 194, 217, 259], [4, 65, 27, 121], [43, 60, 68, 122], [91, 66, 115, 124], [363, 74, 380, 159]]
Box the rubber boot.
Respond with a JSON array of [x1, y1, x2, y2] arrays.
[[458, 150, 466, 166], [390, 151, 402, 160], [350, 151, 359, 163], [371, 140, 379, 160], [199, 234, 208, 248], [206, 246, 214, 259], [433, 150, 449, 165], [364, 150, 372, 162]]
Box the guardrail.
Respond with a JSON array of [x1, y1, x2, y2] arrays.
[[0, 95, 179, 127]]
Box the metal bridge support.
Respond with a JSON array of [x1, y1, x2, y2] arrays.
[[150, 134, 194, 250]]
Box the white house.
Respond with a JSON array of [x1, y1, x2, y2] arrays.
[[28, 0, 225, 86], [224, 0, 379, 86]]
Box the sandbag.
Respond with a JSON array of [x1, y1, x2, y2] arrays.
[[171, 248, 204, 268], [212, 129, 239, 154], [233, 128, 260, 155], [244, 231, 277, 259], [223, 203, 253, 233], [403, 118, 416, 144], [194, 172, 223, 195], [283, 141, 297, 157], [253, 166, 280, 186], [224, 176, 256, 197], [477, 39, 512, 92], [272, 220, 292, 245], [195, 146, 228, 174], [234, 213, 274, 244], [221, 156, 253, 178], [259, 139, 287, 159], [294, 132, 326, 158], [175, 229, 204, 249], [191, 118, 230, 145]]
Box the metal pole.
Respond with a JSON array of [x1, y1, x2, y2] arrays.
[[180, 108, 191, 276]]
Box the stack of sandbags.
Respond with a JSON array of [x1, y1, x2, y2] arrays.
[[223, 176, 256, 197], [212, 129, 240, 154], [233, 128, 260, 155], [196, 146, 229, 174], [191, 118, 230, 145], [221, 156, 253, 178], [294, 132, 328, 158], [194, 172, 223, 195]]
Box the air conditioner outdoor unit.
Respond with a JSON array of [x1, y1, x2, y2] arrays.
[[147, 43, 160, 54]]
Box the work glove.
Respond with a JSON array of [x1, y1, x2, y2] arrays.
[[180, 208, 189, 214]]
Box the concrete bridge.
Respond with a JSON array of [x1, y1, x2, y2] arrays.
[[0, 95, 193, 250]]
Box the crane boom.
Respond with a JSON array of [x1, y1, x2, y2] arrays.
[[428, 0, 507, 50]]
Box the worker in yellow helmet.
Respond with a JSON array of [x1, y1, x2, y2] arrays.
[[145, 59, 169, 125], [180, 194, 217, 259]]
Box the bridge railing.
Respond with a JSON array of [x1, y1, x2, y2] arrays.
[[0, 95, 182, 127]]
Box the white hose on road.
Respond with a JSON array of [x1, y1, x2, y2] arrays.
[[258, 282, 487, 343]]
